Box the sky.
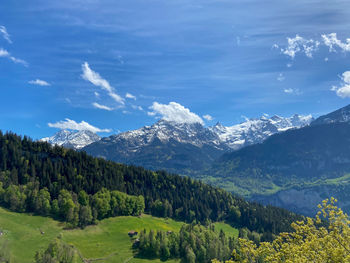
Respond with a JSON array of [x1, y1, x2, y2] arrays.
[[2, 0, 350, 139]]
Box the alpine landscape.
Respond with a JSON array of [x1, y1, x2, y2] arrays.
[[2, 1, 350, 262]]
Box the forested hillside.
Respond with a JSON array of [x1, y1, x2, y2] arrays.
[[0, 131, 300, 237], [200, 122, 350, 214]]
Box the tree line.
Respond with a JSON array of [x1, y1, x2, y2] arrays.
[[136, 224, 237, 263], [0, 181, 144, 228], [0, 131, 302, 236]]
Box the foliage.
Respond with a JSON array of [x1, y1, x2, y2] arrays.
[[213, 198, 350, 263], [34, 239, 81, 263], [137, 224, 237, 263], [0, 131, 301, 236]]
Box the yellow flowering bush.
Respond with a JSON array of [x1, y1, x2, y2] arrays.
[[213, 198, 350, 263]]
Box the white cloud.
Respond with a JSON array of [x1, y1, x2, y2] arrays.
[[126, 92, 136, 100], [284, 88, 302, 95], [92, 102, 113, 111], [148, 102, 204, 125], [0, 26, 12, 43], [0, 48, 28, 66], [331, 71, 350, 98], [277, 73, 285, 82], [280, 35, 320, 59], [322, 33, 350, 52], [48, 118, 111, 133], [81, 62, 124, 105], [284, 88, 294, 94], [131, 104, 143, 111], [94, 92, 100, 98], [203, 114, 213, 121], [28, 79, 50, 86]]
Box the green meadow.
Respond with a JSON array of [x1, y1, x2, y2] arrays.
[[0, 207, 238, 263]]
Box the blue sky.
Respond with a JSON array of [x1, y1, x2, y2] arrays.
[[2, 0, 350, 139]]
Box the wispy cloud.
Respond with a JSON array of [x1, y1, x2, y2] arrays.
[[81, 62, 124, 105], [92, 102, 113, 111], [148, 102, 204, 124], [203, 114, 213, 121], [48, 118, 111, 133], [0, 48, 28, 66], [0, 26, 12, 44], [131, 104, 143, 111], [125, 92, 136, 100], [28, 79, 50, 86], [331, 71, 350, 98], [277, 73, 285, 82], [280, 35, 320, 59], [284, 88, 302, 95]]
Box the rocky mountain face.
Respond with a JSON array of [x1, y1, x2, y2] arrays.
[[82, 120, 229, 173], [209, 114, 313, 150], [82, 114, 312, 174], [41, 130, 100, 149], [311, 103, 350, 125]]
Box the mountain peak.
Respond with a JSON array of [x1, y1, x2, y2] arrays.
[[41, 129, 100, 149], [312, 104, 350, 126]]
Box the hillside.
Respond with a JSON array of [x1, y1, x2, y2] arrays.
[[0, 131, 300, 238], [0, 205, 220, 262], [201, 121, 350, 215]]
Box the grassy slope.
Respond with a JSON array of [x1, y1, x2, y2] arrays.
[[0, 208, 238, 263]]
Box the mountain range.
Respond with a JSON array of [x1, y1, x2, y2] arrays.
[[42, 105, 350, 216], [43, 114, 312, 174]]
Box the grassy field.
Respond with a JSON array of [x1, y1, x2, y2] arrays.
[[0, 207, 62, 263], [0, 207, 238, 263]]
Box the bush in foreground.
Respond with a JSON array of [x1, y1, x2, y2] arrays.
[[213, 198, 350, 263]]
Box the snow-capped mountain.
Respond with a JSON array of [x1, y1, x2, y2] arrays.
[[41, 130, 101, 149], [102, 119, 226, 150], [83, 120, 228, 173], [209, 114, 313, 150], [81, 114, 313, 174]]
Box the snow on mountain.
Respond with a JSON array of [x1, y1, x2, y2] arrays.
[[42, 114, 313, 153], [103, 119, 226, 150], [41, 130, 101, 149], [209, 114, 313, 150]]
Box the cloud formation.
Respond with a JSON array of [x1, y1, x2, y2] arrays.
[[28, 79, 50, 86], [48, 118, 111, 133], [131, 104, 143, 111], [0, 48, 27, 66], [203, 114, 213, 121], [92, 102, 113, 111], [148, 102, 204, 124], [281, 35, 320, 59], [284, 88, 301, 95], [0, 26, 12, 43], [322, 33, 350, 52], [331, 71, 350, 98], [81, 62, 124, 105], [125, 92, 136, 100]]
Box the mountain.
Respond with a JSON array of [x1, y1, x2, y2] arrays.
[[209, 114, 313, 150], [82, 114, 312, 174], [311, 104, 350, 125], [83, 120, 228, 173], [41, 130, 100, 149], [201, 104, 350, 215]]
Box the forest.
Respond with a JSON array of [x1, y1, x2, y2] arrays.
[[0, 131, 301, 237]]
